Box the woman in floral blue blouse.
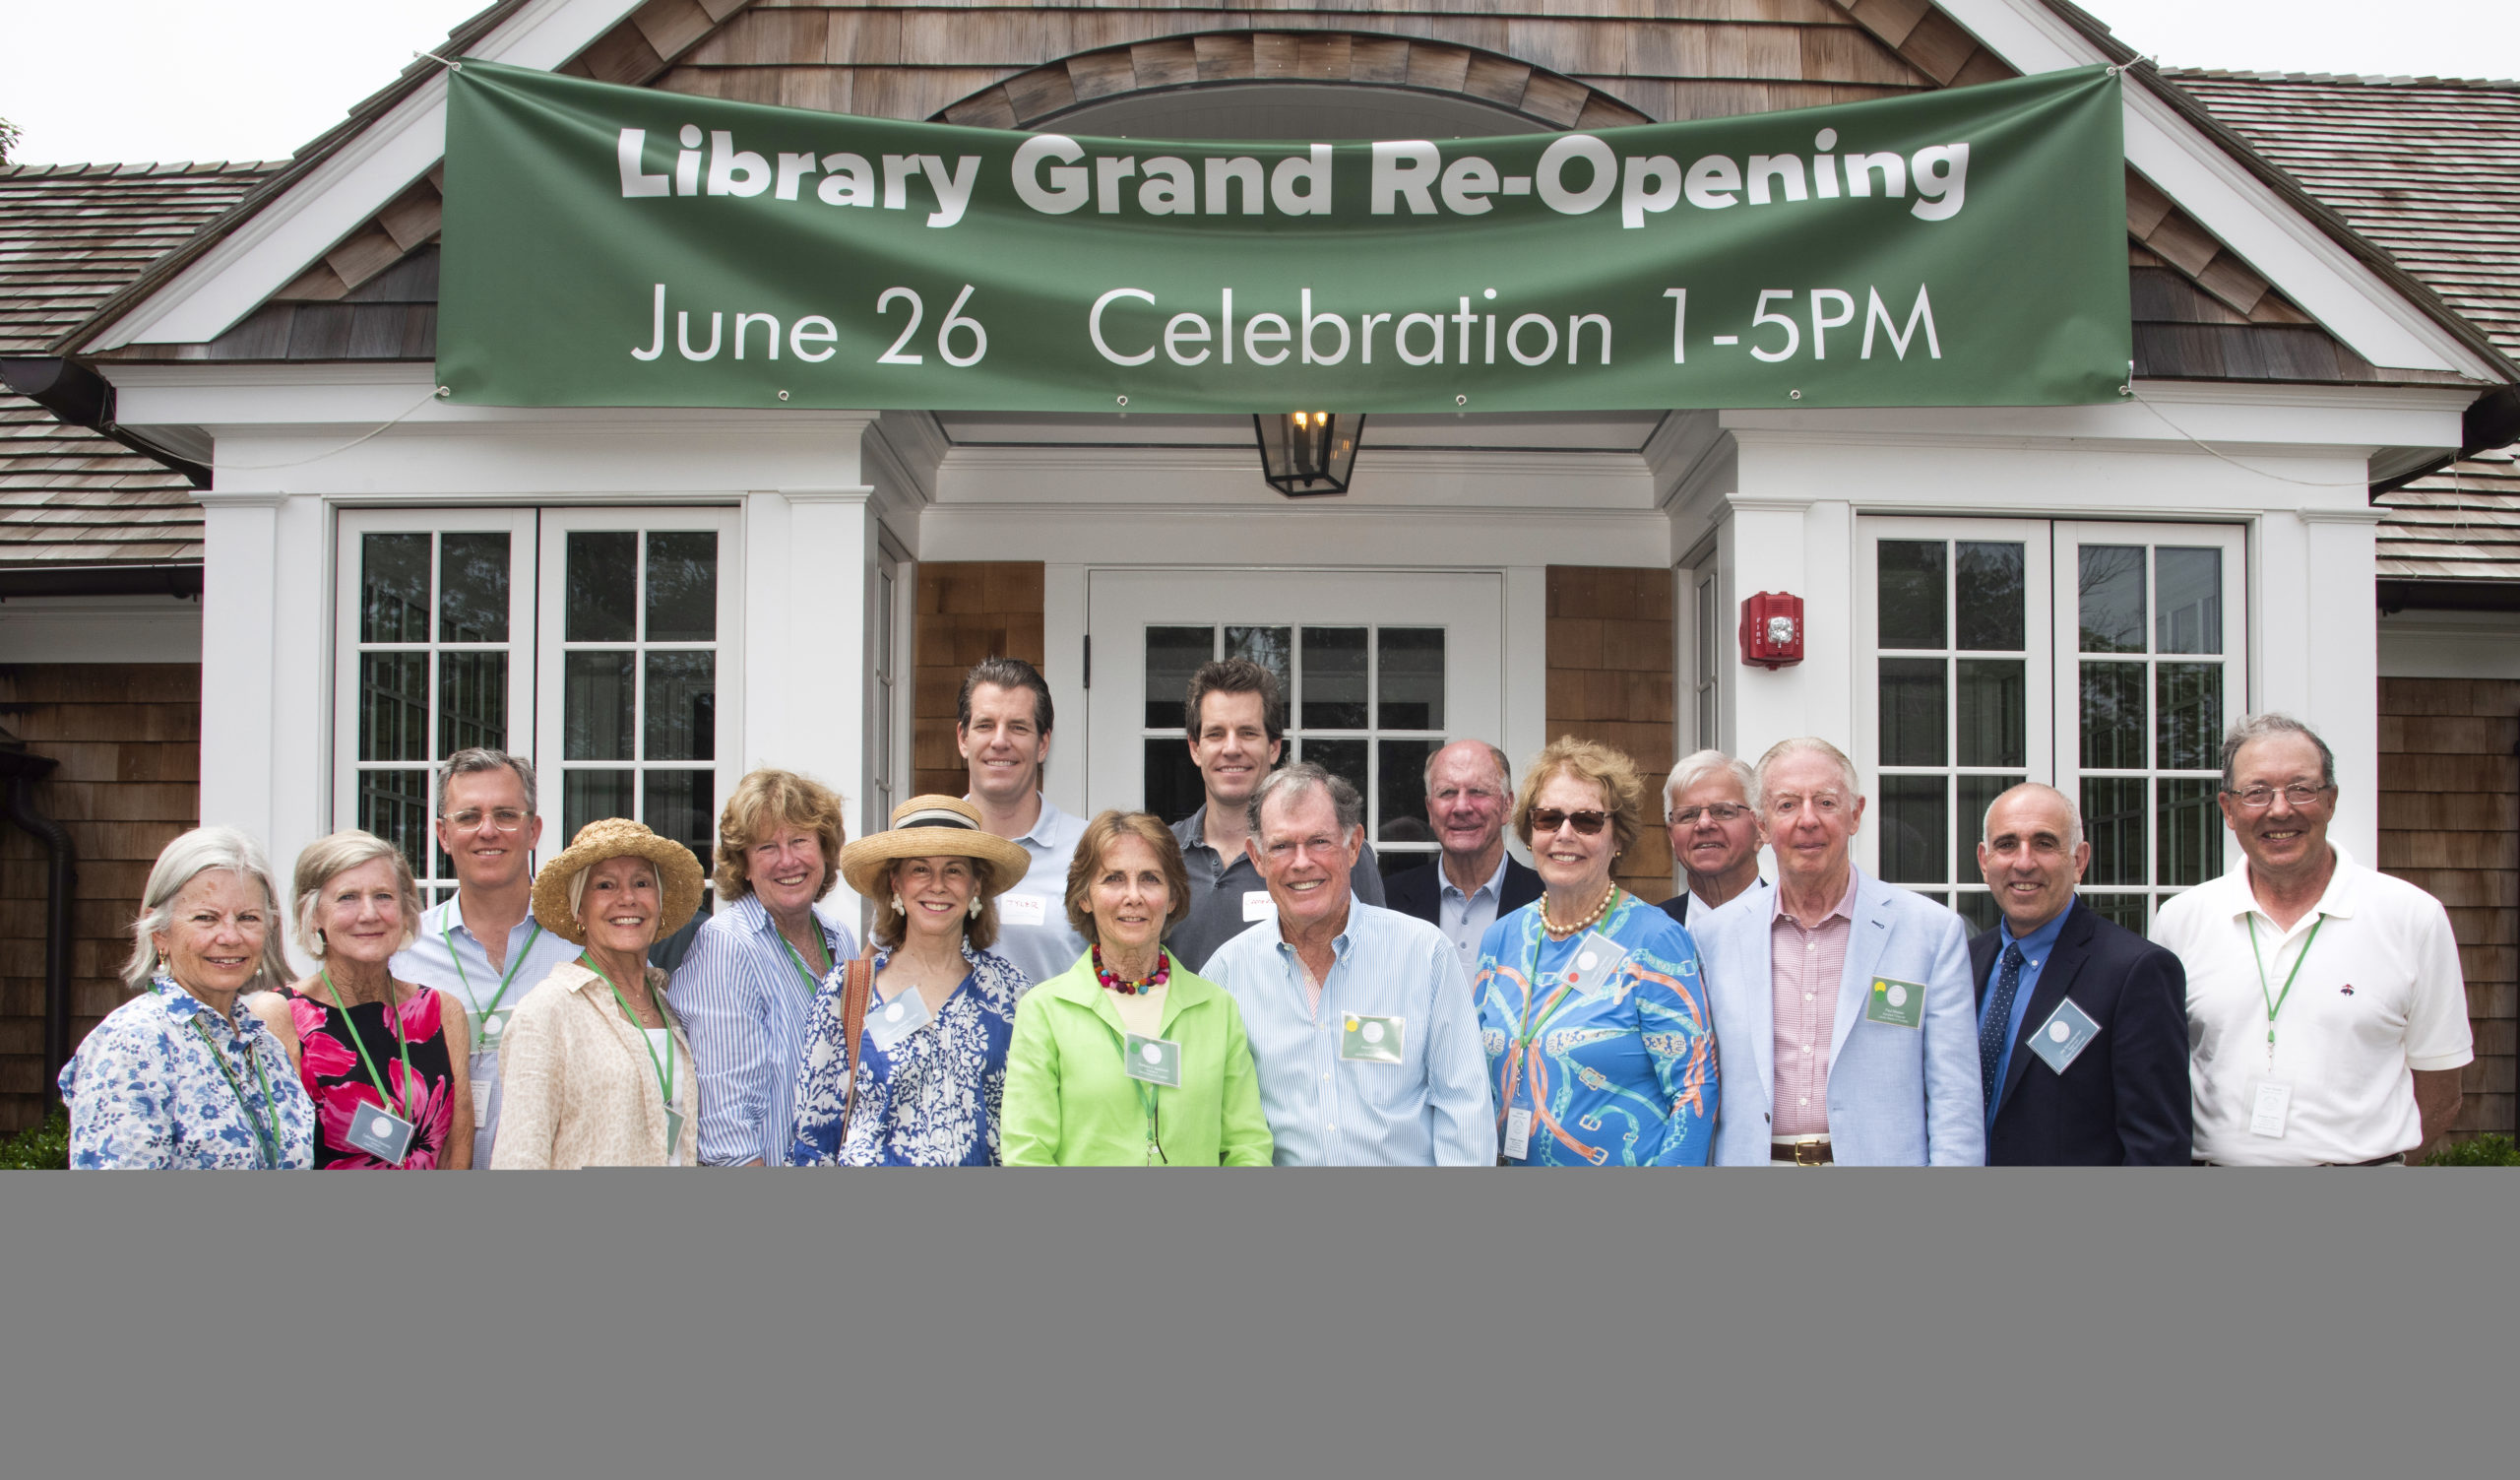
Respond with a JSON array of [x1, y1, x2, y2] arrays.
[[789, 797, 1034, 1167], [61, 827, 316, 1169]]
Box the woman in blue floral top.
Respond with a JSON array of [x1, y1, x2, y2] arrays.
[[61, 827, 316, 1169], [789, 797, 1035, 1167], [1475, 739, 1717, 1167]]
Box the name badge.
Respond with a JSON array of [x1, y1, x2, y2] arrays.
[[1340, 1014, 1405, 1063], [1241, 890, 1276, 924], [472, 1007, 508, 1051], [2248, 1080, 2293, 1139], [662, 1106, 687, 1166], [1502, 1106, 1534, 1162], [1864, 978, 1925, 1029], [1125, 1033, 1182, 1088], [2027, 997, 2101, 1075], [865, 988, 933, 1051], [344, 1102, 417, 1164], [471, 1078, 493, 1124], [1001, 893, 1047, 928], [1560, 933, 1630, 997]]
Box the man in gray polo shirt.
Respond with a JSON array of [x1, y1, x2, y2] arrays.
[[1166, 658, 1383, 971], [954, 656, 1088, 987]]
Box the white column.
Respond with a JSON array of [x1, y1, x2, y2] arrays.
[[194, 490, 283, 846], [2297, 508, 2384, 864], [1042, 561, 1088, 816], [1722, 494, 1843, 762], [753, 488, 879, 846]]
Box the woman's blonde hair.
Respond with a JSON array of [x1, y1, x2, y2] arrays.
[[868, 858, 1000, 952], [1063, 811, 1192, 944], [125, 827, 292, 991], [291, 830, 423, 960], [1512, 736, 1648, 863], [713, 768, 848, 903]]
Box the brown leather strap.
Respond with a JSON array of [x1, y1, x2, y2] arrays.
[[837, 952, 875, 1147]]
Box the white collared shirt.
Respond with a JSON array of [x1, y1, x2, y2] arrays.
[[2152, 843, 2473, 1166], [1436, 851, 1511, 970]]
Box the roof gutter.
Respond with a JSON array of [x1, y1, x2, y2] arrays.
[[0, 356, 212, 488], [2369, 384, 2520, 498]]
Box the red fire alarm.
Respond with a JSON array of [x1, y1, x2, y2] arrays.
[[1739, 591, 1804, 670]]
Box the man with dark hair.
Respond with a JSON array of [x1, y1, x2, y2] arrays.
[[957, 656, 1086, 985], [1166, 658, 1384, 971]]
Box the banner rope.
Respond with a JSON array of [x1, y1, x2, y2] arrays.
[[2125, 385, 2384, 488], [199, 385, 449, 473]]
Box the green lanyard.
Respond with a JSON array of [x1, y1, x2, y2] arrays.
[[320, 969, 417, 1122], [186, 1013, 283, 1169], [1116, 961, 1170, 1166], [587, 958, 676, 1114], [1499, 924, 1593, 1118], [779, 930, 831, 1001], [444, 919, 543, 1023], [2245, 914, 2325, 1061]]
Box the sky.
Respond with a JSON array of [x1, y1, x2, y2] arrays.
[[0, 0, 2514, 166]]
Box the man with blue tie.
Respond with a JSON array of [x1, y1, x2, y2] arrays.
[[1972, 784, 2190, 1166], [1690, 738, 1983, 1165]]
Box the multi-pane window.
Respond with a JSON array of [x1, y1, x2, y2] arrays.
[[341, 517, 531, 902], [2060, 529, 2243, 931], [1143, 623, 1448, 875], [1862, 525, 2050, 932]]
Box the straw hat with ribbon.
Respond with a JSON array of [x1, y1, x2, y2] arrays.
[[531, 818, 709, 946], [839, 796, 1032, 902]]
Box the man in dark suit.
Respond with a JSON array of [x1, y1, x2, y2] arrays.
[[1384, 740, 1541, 971], [1973, 783, 2189, 1165], [1656, 749, 1769, 926]]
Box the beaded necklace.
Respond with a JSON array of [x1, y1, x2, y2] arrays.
[[1541, 881, 1620, 938], [1092, 943, 1171, 996]]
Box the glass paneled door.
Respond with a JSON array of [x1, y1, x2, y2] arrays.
[[1086, 571, 1504, 875], [535, 510, 744, 884]]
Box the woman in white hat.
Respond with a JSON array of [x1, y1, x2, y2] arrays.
[[788, 796, 1033, 1166], [489, 818, 708, 1168]]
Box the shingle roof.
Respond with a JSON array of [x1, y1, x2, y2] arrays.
[[2170, 71, 2520, 588], [2, 161, 278, 567]]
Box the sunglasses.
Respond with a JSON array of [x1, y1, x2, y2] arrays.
[[1529, 808, 1609, 837]]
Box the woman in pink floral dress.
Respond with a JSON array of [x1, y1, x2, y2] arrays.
[[249, 831, 472, 1168]]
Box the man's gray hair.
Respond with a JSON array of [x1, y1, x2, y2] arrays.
[[2220, 713, 2336, 792], [125, 826, 293, 991], [1664, 748, 1757, 813], [1981, 782, 2084, 852], [436, 747, 538, 817], [1422, 740, 1513, 795], [1751, 737, 1861, 811], [1248, 762, 1365, 836]]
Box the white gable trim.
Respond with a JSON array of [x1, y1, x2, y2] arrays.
[[1947, 0, 2501, 381], [89, 0, 639, 351]]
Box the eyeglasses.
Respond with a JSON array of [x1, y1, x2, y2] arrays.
[[1765, 792, 1847, 819], [443, 807, 531, 832], [1529, 808, 1609, 836], [1670, 804, 1749, 826], [1262, 835, 1350, 862], [2223, 782, 2332, 810]]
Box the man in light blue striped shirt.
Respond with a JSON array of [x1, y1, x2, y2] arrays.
[[1202, 764, 1495, 1167]]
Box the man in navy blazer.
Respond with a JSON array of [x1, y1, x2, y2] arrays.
[[1972, 785, 2190, 1166], [1690, 739, 1983, 1165], [1383, 740, 1542, 971]]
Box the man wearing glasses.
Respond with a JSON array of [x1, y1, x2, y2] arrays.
[[2152, 715, 2471, 1166], [1383, 740, 1542, 971], [1688, 737, 1984, 1165], [391, 748, 582, 1169], [1656, 749, 1770, 925]]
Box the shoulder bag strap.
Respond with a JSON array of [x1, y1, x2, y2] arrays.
[[836, 949, 876, 1146]]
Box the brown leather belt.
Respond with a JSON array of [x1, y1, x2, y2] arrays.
[[1771, 1140, 1835, 1165]]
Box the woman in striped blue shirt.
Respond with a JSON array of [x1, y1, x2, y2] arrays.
[[665, 769, 858, 1165]]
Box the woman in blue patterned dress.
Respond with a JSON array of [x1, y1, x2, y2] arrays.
[[60, 827, 316, 1169], [789, 797, 1035, 1166], [1474, 739, 1718, 1167]]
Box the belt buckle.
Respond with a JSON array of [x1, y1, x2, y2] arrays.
[[1791, 1140, 1828, 1166]]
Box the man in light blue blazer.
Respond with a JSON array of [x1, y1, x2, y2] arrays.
[[1690, 738, 1983, 1166]]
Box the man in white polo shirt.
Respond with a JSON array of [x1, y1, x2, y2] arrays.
[[2152, 714, 2471, 1166]]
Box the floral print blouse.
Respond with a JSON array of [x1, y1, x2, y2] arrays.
[[788, 943, 1027, 1167], [60, 977, 317, 1169], [280, 986, 460, 1169]]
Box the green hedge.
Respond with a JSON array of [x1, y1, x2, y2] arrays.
[[0, 1109, 68, 1169], [2423, 1133, 2519, 1167]]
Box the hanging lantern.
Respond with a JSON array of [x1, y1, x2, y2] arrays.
[[1253, 411, 1362, 497]]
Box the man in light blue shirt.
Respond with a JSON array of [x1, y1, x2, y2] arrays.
[[1202, 763, 1495, 1167], [389, 749, 583, 1168], [955, 657, 1088, 986]]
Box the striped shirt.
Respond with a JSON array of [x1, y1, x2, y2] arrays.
[[1769, 877, 1857, 1138], [664, 893, 859, 1166]]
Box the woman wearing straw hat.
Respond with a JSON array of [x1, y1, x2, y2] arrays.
[[788, 797, 1033, 1167], [490, 818, 708, 1168]]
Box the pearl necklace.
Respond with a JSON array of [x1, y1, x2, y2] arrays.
[[1541, 882, 1619, 938]]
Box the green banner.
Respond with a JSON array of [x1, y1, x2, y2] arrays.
[[437, 60, 2128, 413]]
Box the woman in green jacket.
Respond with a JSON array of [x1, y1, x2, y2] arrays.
[[1001, 810, 1272, 1167]]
